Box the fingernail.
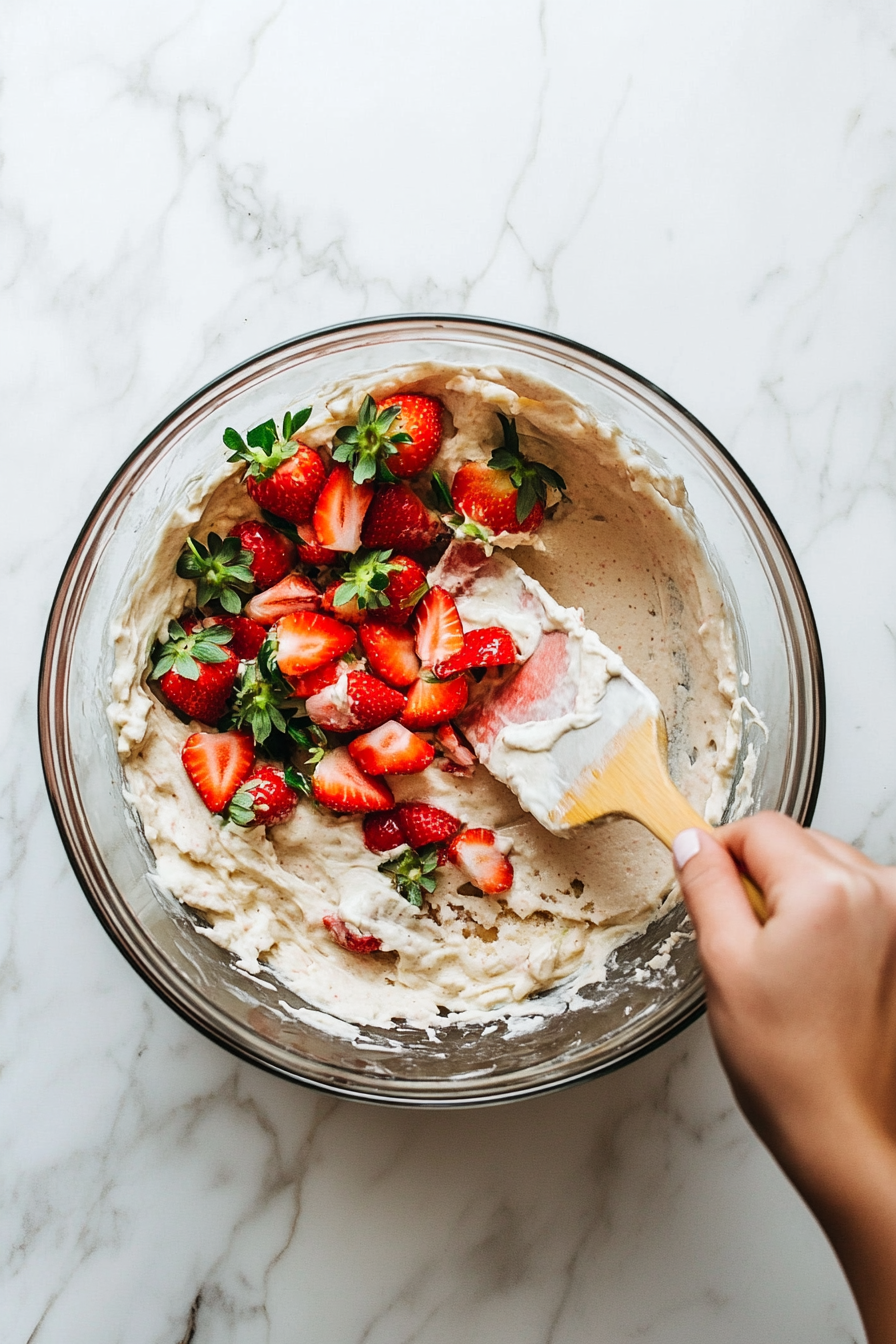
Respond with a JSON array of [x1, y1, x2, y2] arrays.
[[672, 828, 702, 870]]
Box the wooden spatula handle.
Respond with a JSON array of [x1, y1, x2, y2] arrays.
[[628, 766, 768, 925]]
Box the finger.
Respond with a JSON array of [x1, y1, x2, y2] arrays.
[[716, 813, 848, 897], [673, 828, 761, 969]]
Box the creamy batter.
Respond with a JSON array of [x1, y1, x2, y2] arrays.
[[108, 364, 749, 1028]]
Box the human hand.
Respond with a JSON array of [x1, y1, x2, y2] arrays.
[[673, 813, 896, 1342]]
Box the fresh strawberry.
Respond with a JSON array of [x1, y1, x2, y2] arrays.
[[395, 801, 461, 848], [332, 392, 442, 483], [305, 669, 406, 733], [152, 619, 240, 724], [374, 395, 443, 476], [434, 722, 477, 775], [432, 626, 517, 678], [229, 659, 298, 744], [449, 415, 566, 536], [329, 551, 427, 625], [176, 532, 255, 614], [227, 763, 302, 827], [290, 658, 345, 699], [446, 827, 514, 894], [360, 482, 445, 551], [205, 614, 268, 661], [348, 721, 435, 776], [274, 611, 356, 678], [311, 746, 395, 813], [358, 621, 420, 688], [401, 673, 469, 729], [228, 520, 296, 591], [312, 464, 374, 553], [180, 612, 268, 662], [362, 810, 406, 853], [413, 586, 464, 666], [181, 729, 254, 813], [322, 913, 382, 955], [244, 572, 321, 625], [291, 520, 340, 566], [321, 582, 365, 625], [224, 412, 326, 525]]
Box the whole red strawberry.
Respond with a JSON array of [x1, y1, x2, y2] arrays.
[[305, 668, 406, 733], [362, 810, 406, 853], [395, 801, 461, 848], [228, 520, 296, 590], [328, 550, 427, 625], [332, 393, 443, 483], [449, 414, 566, 537], [361, 483, 445, 551], [224, 411, 326, 525], [152, 619, 239, 724], [227, 763, 303, 827]]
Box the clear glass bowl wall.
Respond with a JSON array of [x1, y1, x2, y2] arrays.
[[40, 317, 824, 1106]]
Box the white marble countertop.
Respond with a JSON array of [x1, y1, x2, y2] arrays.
[[5, 0, 893, 1338]]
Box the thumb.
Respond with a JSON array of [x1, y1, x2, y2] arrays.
[[673, 828, 760, 969]]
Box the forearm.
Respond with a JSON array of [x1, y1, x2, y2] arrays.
[[778, 1116, 896, 1344]]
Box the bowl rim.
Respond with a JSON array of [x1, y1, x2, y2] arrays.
[[38, 312, 826, 1106]]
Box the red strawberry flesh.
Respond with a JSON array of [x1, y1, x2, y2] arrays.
[[181, 730, 254, 813], [432, 626, 517, 679], [348, 720, 435, 776], [322, 913, 382, 955], [358, 621, 420, 688], [244, 572, 320, 625], [311, 746, 395, 813], [401, 674, 469, 729], [312, 464, 374, 552], [413, 586, 464, 666], [274, 611, 356, 678], [446, 827, 514, 894]]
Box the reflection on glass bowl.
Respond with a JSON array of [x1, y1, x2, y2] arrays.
[[39, 316, 824, 1106]]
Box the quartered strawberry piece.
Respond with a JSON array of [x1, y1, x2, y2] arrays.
[[360, 482, 445, 552], [181, 729, 254, 813], [358, 621, 420, 688], [432, 626, 517, 679], [227, 763, 301, 827], [322, 913, 382, 955], [413, 586, 464, 667], [312, 464, 374, 553], [153, 620, 240, 724], [446, 828, 514, 894], [311, 746, 395, 813], [305, 669, 406, 733], [348, 720, 435, 776], [395, 801, 461, 849], [401, 674, 469, 729], [362, 810, 406, 854], [274, 611, 356, 678], [228, 520, 297, 590], [434, 723, 477, 775], [244, 572, 321, 625]]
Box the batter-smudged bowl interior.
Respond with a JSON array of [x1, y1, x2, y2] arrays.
[[39, 316, 824, 1106]]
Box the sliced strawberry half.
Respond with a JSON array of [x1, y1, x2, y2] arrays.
[[244, 572, 321, 625], [401, 674, 469, 729], [305, 669, 406, 733], [395, 801, 461, 849], [312, 464, 374, 553], [274, 611, 356, 678], [362, 810, 406, 854], [446, 828, 514, 894], [413, 586, 464, 667], [348, 720, 435, 776], [432, 626, 517, 679], [358, 621, 420, 688], [311, 746, 395, 813], [181, 730, 254, 813], [322, 913, 382, 955]]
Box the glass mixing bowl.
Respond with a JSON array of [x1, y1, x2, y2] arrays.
[[39, 316, 824, 1106]]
